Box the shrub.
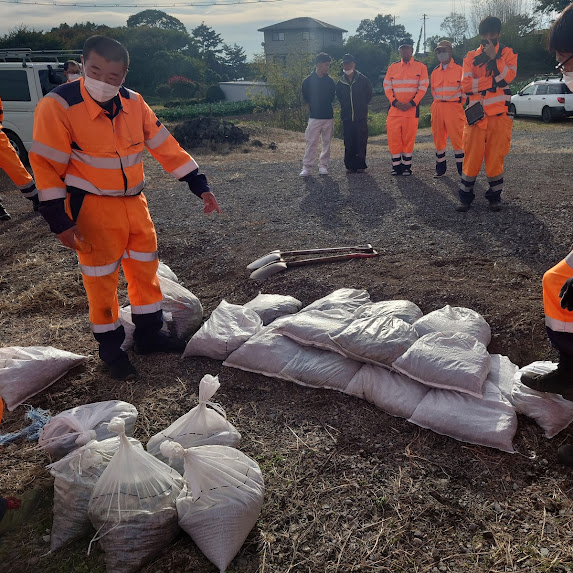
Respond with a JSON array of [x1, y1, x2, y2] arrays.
[[155, 84, 171, 98], [205, 85, 226, 103], [168, 75, 199, 99]]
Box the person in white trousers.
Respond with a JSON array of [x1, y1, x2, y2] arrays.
[[300, 52, 336, 176]]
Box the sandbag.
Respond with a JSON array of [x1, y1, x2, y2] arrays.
[[243, 292, 302, 325], [147, 374, 241, 474], [0, 346, 86, 411], [183, 299, 263, 360], [157, 261, 179, 283], [486, 354, 519, 403], [48, 436, 142, 551], [88, 418, 183, 573], [39, 400, 138, 459], [354, 300, 423, 325], [301, 288, 371, 314], [161, 442, 264, 573], [159, 275, 203, 339], [413, 305, 492, 346], [392, 332, 491, 398]]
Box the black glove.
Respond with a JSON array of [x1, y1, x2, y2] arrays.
[[559, 277, 573, 311]]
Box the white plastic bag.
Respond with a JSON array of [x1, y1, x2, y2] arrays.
[[0, 346, 86, 411], [243, 292, 302, 325], [354, 300, 423, 325], [87, 418, 183, 573], [183, 299, 263, 360], [147, 374, 241, 474], [39, 400, 138, 459], [48, 436, 142, 551], [161, 441, 264, 573], [159, 275, 203, 339], [157, 261, 179, 283], [301, 288, 371, 314]]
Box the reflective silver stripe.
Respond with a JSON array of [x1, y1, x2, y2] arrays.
[[383, 80, 393, 87], [91, 319, 122, 334], [495, 65, 509, 82], [393, 79, 419, 85], [435, 86, 461, 92], [393, 87, 418, 93], [64, 174, 145, 196], [30, 141, 71, 164], [131, 301, 163, 315], [171, 159, 199, 179], [508, 65, 517, 71], [564, 251, 573, 267], [124, 88, 138, 100], [545, 316, 573, 333], [472, 79, 479, 93], [46, 91, 70, 110], [419, 79, 429, 85], [71, 150, 143, 169], [18, 181, 35, 191], [38, 187, 67, 201], [463, 72, 473, 78], [20, 188, 37, 198], [434, 95, 463, 101], [145, 126, 170, 150], [483, 94, 511, 106], [80, 258, 121, 277], [126, 249, 158, 262]]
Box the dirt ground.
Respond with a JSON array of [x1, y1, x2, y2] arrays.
[[1, 118, 573, 572]]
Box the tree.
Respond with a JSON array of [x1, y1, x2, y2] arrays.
[[535, 0, 569, 12], [48, 22, 110, 49], [330, 36, 391, 85], [127, 10, 187, 34], [0, 25, 62, 50], [356, 14, 410, 49], [222, 43, 247, 80], [469, 0, 537, 34], [440, 12, 469, 45], [192, 23, 223, 63]]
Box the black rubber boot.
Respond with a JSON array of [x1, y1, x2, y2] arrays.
[[108, 355, 137, 381], [521, 356, 573, 400], [456, 162, 463, 176], [30, 195, 40, 212], [0, 203, 11, 221], [390, 162, 403, 176], [434, 161, 447, 178], [134, 331, 186, 355]]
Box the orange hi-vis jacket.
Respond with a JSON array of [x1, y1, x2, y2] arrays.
[[384, 59, 429, 118], [30, 78, 199, 215], [430, 62, 464, 102], [462, 44, 517, 116]]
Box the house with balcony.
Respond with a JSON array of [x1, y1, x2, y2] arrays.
[[258, 18, 347, 64]]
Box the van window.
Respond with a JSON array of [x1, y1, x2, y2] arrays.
[[38, 69, 65, 96], [535, 84, 548, 95], [0, 70, 31, 101]]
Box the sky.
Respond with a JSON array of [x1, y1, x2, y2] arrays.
[[0, 0, 530, 59]]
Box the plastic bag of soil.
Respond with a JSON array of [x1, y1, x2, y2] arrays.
[[160, 441, 264, 573], [158, 275, 203, 339], [47, 436, 142, 551], [147, 374, 240, 474], [39, 400, 138, 459], [243, 292, 302, 325], [88, 418, 183, 573]]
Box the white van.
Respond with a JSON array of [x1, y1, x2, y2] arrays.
[[0, 49, 81, 163]]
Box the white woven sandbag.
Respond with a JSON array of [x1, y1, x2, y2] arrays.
[[161, 442, 264, 573], [278, 345, 362, 393], [39, 400, 138, 459], [413, 305, 492, 346], [0, 346, 86, 411], [408, 382, 518, 453], [243, 292, 302, 325], [158, 275, 203, 339], [345, 363, 430, 418], [88, 418, 183, 573], [147, 374, 241, 474], [392, 332, 491, 398], [329, 315, 418, 367], [157, 261, 179, 283], [273, 308, 355, 353], [354, 300, 423, 325], [48, 436, 142, 551], [486, 354, 519, 403], [511, 362, 573, 438], [119, 306, 172, 351], [183, 299, 263, 360], [301, 288, 371, 314]]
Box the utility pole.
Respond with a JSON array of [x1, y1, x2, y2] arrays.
[[393, 15, 397, 52], [422, 14, 428, 54]]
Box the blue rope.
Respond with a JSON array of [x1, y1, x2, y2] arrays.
[[0, 407, 52, 445]]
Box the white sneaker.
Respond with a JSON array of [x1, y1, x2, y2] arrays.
[[299, 168, 310, 177], [318, 167, 328, 175]]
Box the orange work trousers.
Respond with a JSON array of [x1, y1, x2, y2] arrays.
[[66, 193, 162, 335], [387, 115, 419, 156], [430, 101, 465, 154], [0, 131, 35, 193]]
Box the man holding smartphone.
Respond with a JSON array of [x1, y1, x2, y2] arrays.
[[456, 16, 517, 212]]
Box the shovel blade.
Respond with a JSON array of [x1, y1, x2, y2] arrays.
[[246, 251, 281, 270], [249, 261, 288, 280]]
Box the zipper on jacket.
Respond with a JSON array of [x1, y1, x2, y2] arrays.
[[111, 116, 128, 194]]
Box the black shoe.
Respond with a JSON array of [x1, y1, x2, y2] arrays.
[[0, 205, 11, 221], [134, 332, 186, 355], [434, 162, 447, 178], [456, 163, 463, 176], [520, 367, 573, 400], [108, 357, 137, 381], [30, 196, 40, 212], [346, 169, 357, 174], [456, 202, 471, 212], [488, 200, 502, 212], [390, 162, 403, 176], [402, 167, 412, 176]]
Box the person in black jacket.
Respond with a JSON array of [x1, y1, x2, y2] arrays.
[[300, 52, 336, 176], [335, 54, 373, 173]]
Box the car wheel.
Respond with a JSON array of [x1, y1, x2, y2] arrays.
[[541, 106, 553, 123], [4, 131, 29, 165], [508, 103, 517, 117]]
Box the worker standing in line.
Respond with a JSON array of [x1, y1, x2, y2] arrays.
[[456, 16, 517, 212], [30, 36, 221, 381], [383, 38, 429, 176], [430, 40, 466, 178], [0, 95, 39, 221], [63, 60, 82, 82]]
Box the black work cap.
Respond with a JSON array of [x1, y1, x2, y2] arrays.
[[342, 53, 355, 63], [399, 38, 414, 48], [315, 52, 332, 64]]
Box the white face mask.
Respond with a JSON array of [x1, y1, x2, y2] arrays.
[[437, 53, 451, 63], [67, 73, 81, 81], [343, 68, 354, 75], [83, 74, 122, 102], [563, 71, 573, 92]]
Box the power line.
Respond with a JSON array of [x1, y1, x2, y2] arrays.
[[0, 0, 284, 5]]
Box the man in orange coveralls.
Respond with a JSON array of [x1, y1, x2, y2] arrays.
[[383, 38, 429, 176], [430, 40, 466, 178], [456, 16, 517, 212], [30, 36, 221, 381], [0, 95, 39, 221]]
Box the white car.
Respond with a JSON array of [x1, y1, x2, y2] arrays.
[[509, 76, 573, 123]]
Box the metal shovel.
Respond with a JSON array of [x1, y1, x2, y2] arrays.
[[249, 250, 379, 280], [247, 244, 374, 270]]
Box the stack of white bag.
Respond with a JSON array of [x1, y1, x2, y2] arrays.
[[87, 417, 184, 573], [160, 440, 265, 573], [0, 346, 86, 411], [243, 292, 302, 325], [47, 436, 142, 551], [39, 400, 138, 459], [147, 374, 241, 474]]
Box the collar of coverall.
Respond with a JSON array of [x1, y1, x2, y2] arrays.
[[80, 77, 127, 121]]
